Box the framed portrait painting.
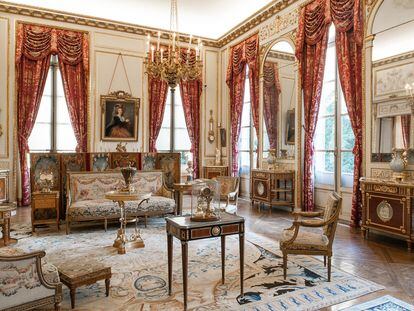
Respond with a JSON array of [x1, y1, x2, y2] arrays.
[[101, 91, 140, 141]]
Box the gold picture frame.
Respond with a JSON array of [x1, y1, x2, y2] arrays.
[[101, 90, 140, 142]]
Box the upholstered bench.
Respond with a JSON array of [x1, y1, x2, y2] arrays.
[[58, 260, 111, 309], [66, 170, 176, 233]]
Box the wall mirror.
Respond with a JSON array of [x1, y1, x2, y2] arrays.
[[261, 39, 297, 161], [370, 0, 414, 162]]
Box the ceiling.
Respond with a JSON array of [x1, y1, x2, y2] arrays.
[[9, 0, 274, 39]]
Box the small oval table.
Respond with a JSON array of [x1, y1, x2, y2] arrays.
[[105, 191, 151, 254], [0, 203, 17, 247]]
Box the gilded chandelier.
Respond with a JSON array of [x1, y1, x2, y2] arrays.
[[144, 0, 203, 89]]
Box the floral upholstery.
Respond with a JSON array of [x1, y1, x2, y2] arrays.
[[66, 171, 175, 232], [68, 196, 175, 219], [0, 249, 61, 310], [280, 192, 342, 281], [281, 228, 329, 251]]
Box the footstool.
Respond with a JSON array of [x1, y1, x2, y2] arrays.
[[58, 260, 111, 309]]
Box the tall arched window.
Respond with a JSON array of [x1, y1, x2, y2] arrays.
[[156, 87, 192, 171], [314, 25, 355, 190], [28, 55, 77, 152]]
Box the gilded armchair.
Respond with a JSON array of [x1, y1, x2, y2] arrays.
[[280, 192, 342, 281], [0, 250, 62, 311], [214, 176, 240, 214]]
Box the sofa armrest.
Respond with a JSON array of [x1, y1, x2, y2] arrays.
[[0, 251, 62, 309]]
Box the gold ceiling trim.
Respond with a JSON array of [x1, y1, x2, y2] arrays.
[[217, 0, 301, 47], [0, 0, 302, 48]]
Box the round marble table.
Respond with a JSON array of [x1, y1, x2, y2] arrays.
[[105, 191, 151, 254], [0, 203, 17, 247]]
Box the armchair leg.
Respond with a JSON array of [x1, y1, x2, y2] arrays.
[[66, 221, 70, 235], [104, 219, 108, 232], [55, 301, 61, 311], [283, 253, 287, 280], [324, 256, 326, 267], [327, 256, 332, 282]]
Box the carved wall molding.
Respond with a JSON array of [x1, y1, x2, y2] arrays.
[[371, 168, 414, 179], [266, 50, 295, 61], [259, 8, 299, 44], [372, 51, 414, 68]]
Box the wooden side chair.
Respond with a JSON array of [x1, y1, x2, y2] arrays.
[[214, 176, 240, 214], [280, 192, 342, 281]]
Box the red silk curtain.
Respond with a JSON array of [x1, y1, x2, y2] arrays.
[[16, 23, 89, 206], [331, 0, 363, 227], [57, 30, 89, 152], [179, 50, 202, 178], [263, 61, 281, 150], [226, 33, 259, 175], [148, 77, 168, 152], [401, 115, 411, 149], [296, 0, 331, 211]]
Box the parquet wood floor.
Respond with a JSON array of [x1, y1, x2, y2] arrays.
[[11, 198, 414, 310]]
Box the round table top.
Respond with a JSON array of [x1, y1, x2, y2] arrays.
[[0, 203, 17, 214], [105, 191, 151, 202]]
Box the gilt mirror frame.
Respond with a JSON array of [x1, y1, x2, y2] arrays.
[[364, 0, 414, 178], [258, 30, 302, 209], [258, 34, 299, 165]]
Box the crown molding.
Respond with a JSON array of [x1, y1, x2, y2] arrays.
[[0, 0, 301, 48], [217, 0, 301, 47]]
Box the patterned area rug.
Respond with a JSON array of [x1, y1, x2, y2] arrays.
[[341, 295, 414, 310], [4, 220, 383, 310]]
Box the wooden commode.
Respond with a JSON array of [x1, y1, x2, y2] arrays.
[[31, 191, 60, 232], [360, 177, 414, 250]]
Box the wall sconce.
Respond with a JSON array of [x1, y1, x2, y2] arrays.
[[208, 109, 215, 143]]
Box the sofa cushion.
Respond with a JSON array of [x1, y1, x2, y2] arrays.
[[68, 171, 166, 203], [68, 196, 175, 219]]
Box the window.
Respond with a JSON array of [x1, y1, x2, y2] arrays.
[[156, 87, 192, 171], [314, 26, 355, 189], [238, 67, 258, 179], [28, 55, 77, 152]]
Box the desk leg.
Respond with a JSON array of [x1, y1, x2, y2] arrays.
[[178, 192, 183, 216], [167, 233, 173, 295], [221, 236, 225, 284], [181, 241, 188, 310], [239, 233, 244, 297], [3, 218, 10, 245]]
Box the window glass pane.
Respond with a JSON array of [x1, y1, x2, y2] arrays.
[[241, 104, 250, 126], [56, 69, 65, 97], [36, 96, 52, 123], [56, 124, 77, 151], [56, 97, 71, 124], [340, 90, 348, 114], [341, 115, 355, 150], [341, 151, 354, 188], [174, 128, 191, 150], [315, 117, 335, 150], [263, 131, 270, 152], [42, 67, 53, 96], [244, 81, 250, 100], [156, 128, 170, 151], [239, 127, 250, 150], [174, 104, 187, 128], [161, 103, 171, 128], [324, 44, 336, 81], [238, 151, 250, 177], [314, 151, 335, 186], [28, 123, 52, 151], [319, 81, 335, 116]]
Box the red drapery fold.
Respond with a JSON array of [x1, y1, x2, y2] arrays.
[[148, 77, 168, 152], [179, 50, 202, 178], [296, 0, 330, 211], [332, 0, 363, 227], [16, 23, 89, 206], [226, 33, 259, 175], [57, 30, 89, 152], [401, 115, 411, 150], [263, 61, 281, 150]]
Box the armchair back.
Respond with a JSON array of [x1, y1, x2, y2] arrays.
[[322, 192, 342, 245]]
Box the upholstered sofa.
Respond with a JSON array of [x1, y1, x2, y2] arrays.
[[66, 170, 175, 234], [0, 249, 62, 311]]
